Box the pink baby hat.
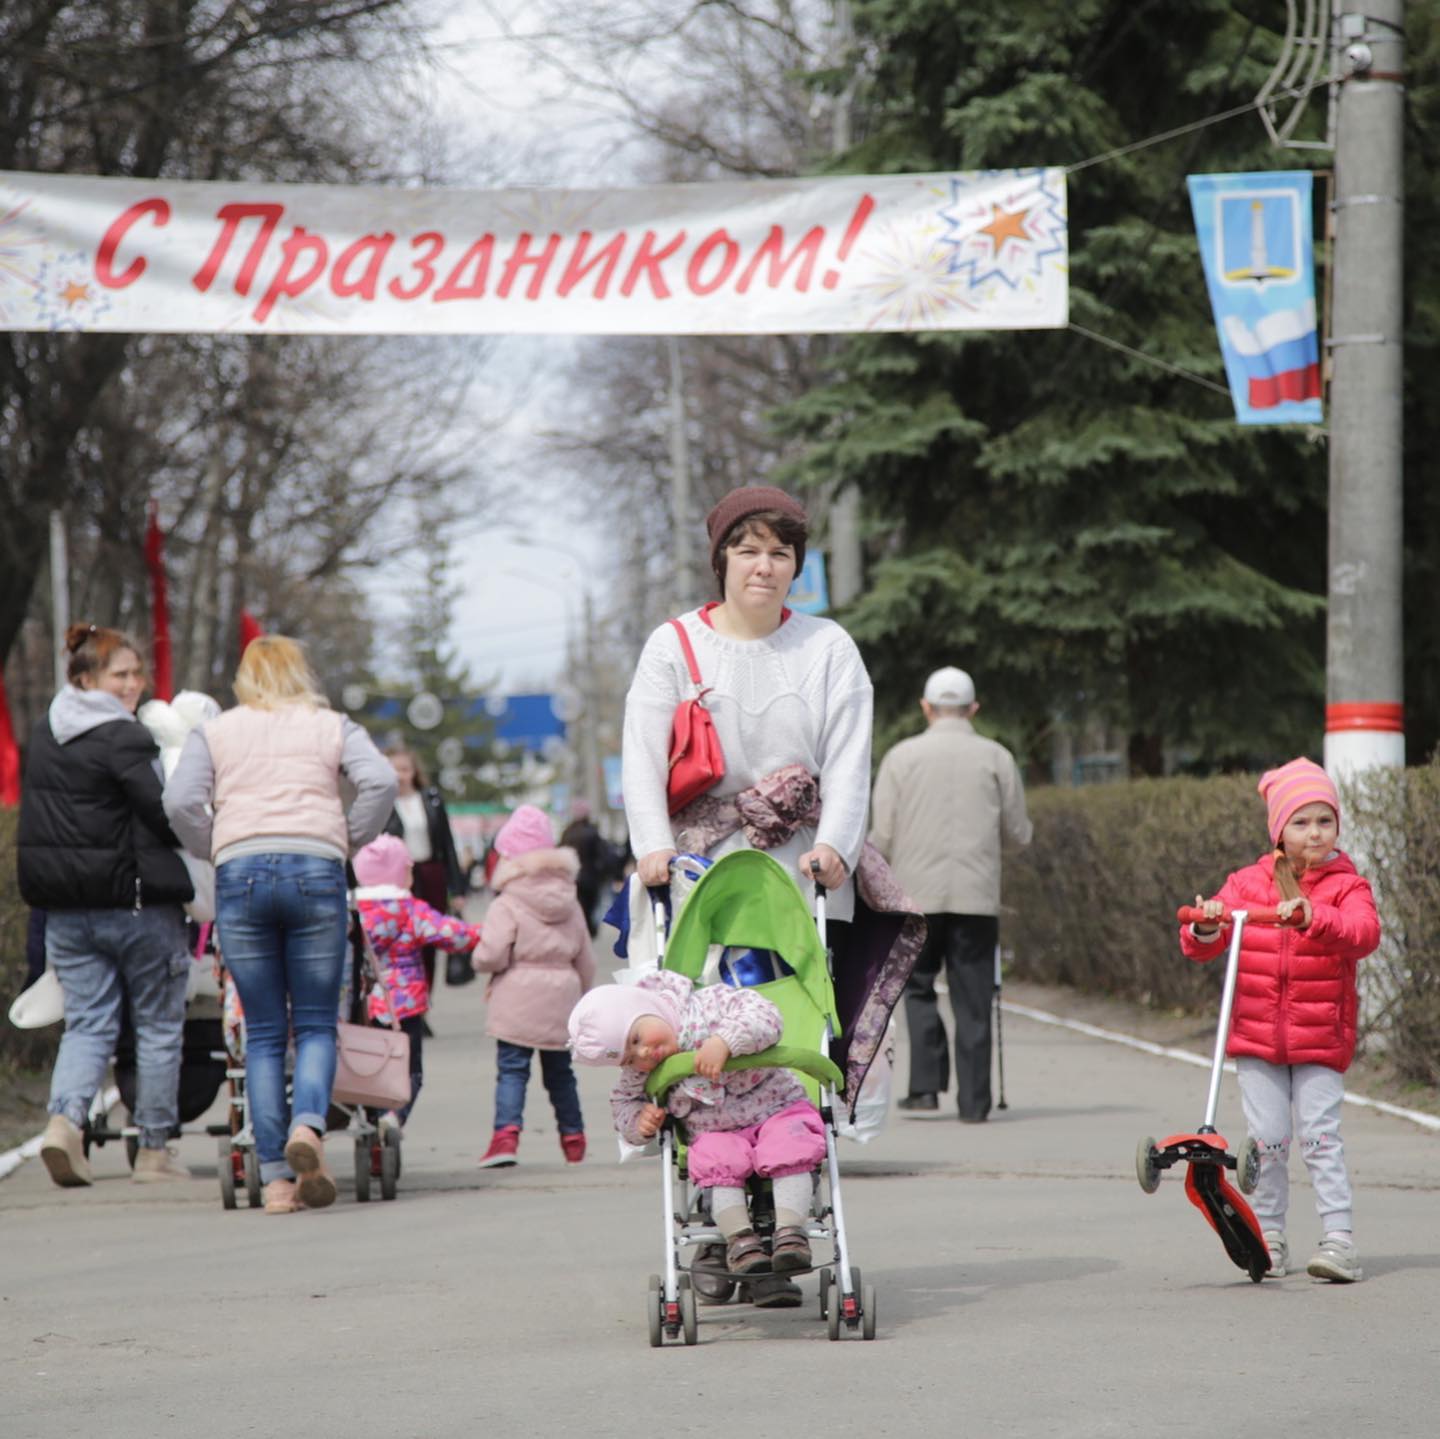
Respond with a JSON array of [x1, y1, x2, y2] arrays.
[[493, 804, 554, 858], [353, 834, 412, 888], [1258, 757, 1340, 845], [568, 984, 685, 1066]]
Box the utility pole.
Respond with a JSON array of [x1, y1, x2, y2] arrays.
[[827, 0, 863, 608], [1324, 4, 1406, 780], [666, 337, 695, 610], [49, 510, 69, 691]]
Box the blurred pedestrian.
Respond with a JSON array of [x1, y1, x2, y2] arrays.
[[560, 800, 616, 936], [473, 805, 594, 1168], [384, 746, 468, 993], [870, 667, 1032, 1122], [18, 623, 195, 1188], [164, 635, 396, 1214]]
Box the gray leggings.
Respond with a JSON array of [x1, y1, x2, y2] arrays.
[[1237, 1057, 1353, 1235]]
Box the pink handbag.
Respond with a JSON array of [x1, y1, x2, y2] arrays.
[[331, 933, 411, 1111]]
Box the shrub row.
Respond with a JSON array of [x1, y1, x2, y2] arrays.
[[1002, 763, 1440, 1092]]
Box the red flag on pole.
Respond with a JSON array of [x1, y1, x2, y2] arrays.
[[144, 503, 174, 702], [0, 669, 21, 806], [239, 610, 264, 654]]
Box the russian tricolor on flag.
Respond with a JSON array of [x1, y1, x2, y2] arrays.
[[1221, 298, 1322, 410]]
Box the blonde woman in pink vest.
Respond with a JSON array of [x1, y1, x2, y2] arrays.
[[164, 636, 396, 1214]]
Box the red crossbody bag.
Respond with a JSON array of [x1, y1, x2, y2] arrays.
[[665, 618, 726, 815]]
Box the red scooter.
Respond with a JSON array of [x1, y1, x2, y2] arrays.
[[1135, 904, 1301, 1283]]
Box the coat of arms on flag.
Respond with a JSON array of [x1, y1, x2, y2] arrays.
[[1188, 172, 1322, 426]]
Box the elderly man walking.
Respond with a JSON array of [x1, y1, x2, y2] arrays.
[[870, 667, 1032, 1122]]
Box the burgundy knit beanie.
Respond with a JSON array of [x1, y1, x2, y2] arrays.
[[705, 485, 808, 581]]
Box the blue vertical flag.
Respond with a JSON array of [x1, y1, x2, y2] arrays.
[[788, 550, 830, 615], [1187, 171, 1323, 426]]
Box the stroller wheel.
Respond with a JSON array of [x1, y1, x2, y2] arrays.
[[817, 1266, 831, 1319], [1236, 1136, 1261, 1195], [353, 1137, 371, 1203], [646, 1275, 663, 1348], [862, 1284, 877, 1341], [217, 1137, 236, 1210], [124, 1136, 139, 1170], [380, 1131, 400, 1201], [243, 1146, 262, 1208], [1135, 1136, 1161, 1194], [679, 1284, 698, 1346], [827, 1287, 842, 1340]]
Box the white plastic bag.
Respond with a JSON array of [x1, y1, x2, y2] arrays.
[[837, 1017, 895, 1144]]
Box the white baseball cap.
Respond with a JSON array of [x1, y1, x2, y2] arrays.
[[923, 666, 975, 707]]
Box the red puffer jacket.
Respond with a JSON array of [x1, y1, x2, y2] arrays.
[[1179, 850, 1380, 1072]]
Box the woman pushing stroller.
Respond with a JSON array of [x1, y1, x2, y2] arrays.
[[569, 971, 826, 1276]]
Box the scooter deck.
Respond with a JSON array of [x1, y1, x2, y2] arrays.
[[1182, 1157, 1271, 1282]]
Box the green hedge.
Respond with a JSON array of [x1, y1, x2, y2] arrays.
[[0, 806, 58, 1075], [1003, 763, 1440, 1092]]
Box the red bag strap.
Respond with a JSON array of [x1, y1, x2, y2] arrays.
[[668, 618, 707, 692]]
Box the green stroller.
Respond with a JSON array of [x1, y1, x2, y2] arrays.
[[642, 849, 877, 1345]]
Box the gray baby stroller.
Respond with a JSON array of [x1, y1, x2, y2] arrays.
[[643, 850, 877, 1345]]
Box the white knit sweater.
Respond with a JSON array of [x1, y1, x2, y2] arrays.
[[621, 608, 873, 921]]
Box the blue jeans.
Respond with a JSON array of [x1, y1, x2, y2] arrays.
[[216, 854, 348, 1183], [47, 905, 190, 1148], [494, 1041, 584, 1134]]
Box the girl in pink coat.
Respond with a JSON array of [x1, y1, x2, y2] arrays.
[[568, 971, 827, 1277], [1181, 757, 1380, 1283], [473, 806, 595, 1168]]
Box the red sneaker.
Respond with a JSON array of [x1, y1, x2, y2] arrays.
[[560, 1131, 586, 1164], [478, 1126, 521, 1168]]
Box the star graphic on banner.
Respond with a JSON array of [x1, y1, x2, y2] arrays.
[[978, 204, 1032, 253], [59, 278, 90, 306]]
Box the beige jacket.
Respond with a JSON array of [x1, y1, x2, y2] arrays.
[[869, 716, 1032, 916]]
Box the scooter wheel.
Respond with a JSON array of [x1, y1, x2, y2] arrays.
[[1235, 1135, 1260, 1195], [647, 1275, 663, 1348], [1135, 1136, 1161, 1194]]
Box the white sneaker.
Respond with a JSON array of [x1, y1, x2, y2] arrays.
[[1307, 1235, 1362, 1283], [40, 1115, 92, 1188], [1261, 1230, 1288, 1277], [131, 1145, 193, 1183]]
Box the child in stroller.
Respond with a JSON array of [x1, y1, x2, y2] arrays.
[[570, 849, 883, 1344]]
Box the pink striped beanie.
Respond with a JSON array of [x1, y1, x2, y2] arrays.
[[1258, 757, 1339, 844]]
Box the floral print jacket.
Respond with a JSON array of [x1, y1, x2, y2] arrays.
[[357, 887, 480, 1022]]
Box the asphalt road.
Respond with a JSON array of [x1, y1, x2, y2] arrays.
[[3, 954, 1436, 1439]]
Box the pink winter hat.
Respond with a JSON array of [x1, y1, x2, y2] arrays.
[[353, 834, 412, 888], [568, 984, 683, 1066], [494, 804, 554, 858], [1258, 757, 1340, 845]]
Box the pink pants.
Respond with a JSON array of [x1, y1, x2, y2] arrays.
[[687, 1100, 827, 1188]]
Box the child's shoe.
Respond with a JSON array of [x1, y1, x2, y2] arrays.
[[284, 1125, 337, 1209], [770, 1225, 812, 1273], [478, 1126, 520, 1168], [725, 1229, 771, 1275], [1261, 1230, 1288, 1277], [1306, 1234, 1362, 1283], [559, 1131, 586, 1164]]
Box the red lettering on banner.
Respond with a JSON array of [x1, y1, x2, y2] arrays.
[[686, 229, 740, 296], [736, 224, 824, 294], [330, 233, 395, 300], [253, 227, 329, 322], [822, 194, 875, 289], [192, 203, 284, 296], [498, 232, 561, 300], [386, 232, 444, 301], [557, 231, 627, 299], [620, 229, 687, 299], [95, 199, 170, 289], [434, 236, 496, 302]]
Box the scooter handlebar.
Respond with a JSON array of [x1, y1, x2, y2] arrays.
[[1176, 904, 1301, 927]]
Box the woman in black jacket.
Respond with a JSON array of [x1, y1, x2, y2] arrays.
[[17, 623, 194, 1189], [383, 746, 468, 992]]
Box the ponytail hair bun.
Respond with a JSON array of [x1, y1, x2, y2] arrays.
[[65, 622, 143, 687]]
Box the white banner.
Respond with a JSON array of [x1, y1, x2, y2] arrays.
[[0, 169, 1067, 336]]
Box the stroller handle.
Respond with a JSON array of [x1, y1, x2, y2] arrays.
[[1176, 904, 1301, 927]]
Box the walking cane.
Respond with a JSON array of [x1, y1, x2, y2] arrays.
[[993, 943, 1008, 1111]]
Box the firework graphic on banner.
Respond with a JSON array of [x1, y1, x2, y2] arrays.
[[855, 206, 980, 330], [33, 250, 114, 332], [0, 193, 44, 325], [936, 169, 1067, 303]]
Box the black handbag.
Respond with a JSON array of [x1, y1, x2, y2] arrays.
[[446, 950, 477, 987]]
